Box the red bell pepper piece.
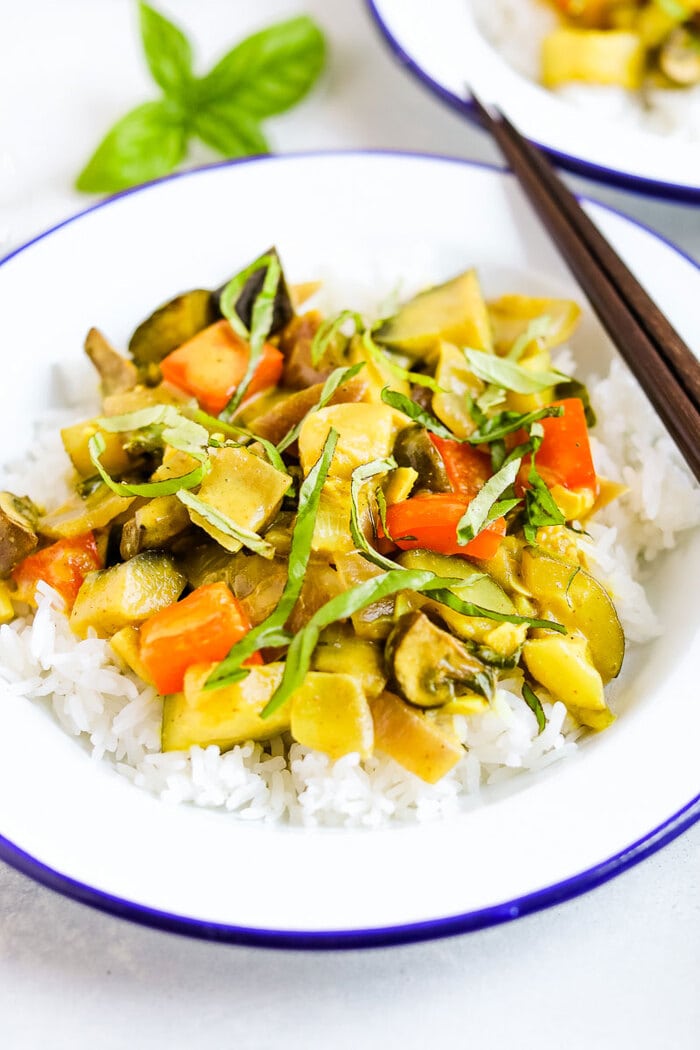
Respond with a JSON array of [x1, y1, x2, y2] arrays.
[[384, 494, 506, 559], [160, 319, 284, 416], [428, 435, 493, 497], [517, 398, 596, 491], [139, 581, 262, 695], [12, 532, 102, 608]]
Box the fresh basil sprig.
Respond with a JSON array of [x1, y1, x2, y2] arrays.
[[76, 4, 326, 193]]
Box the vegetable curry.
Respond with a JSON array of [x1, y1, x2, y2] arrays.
[[0, 251, 626, 785]]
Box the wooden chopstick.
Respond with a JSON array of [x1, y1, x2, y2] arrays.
[[468, 90, 700, 484]]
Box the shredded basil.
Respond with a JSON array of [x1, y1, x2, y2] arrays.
[[276, 362, 365, 453], [349, 458, 399, 572], [310, 310, 364, 367], [205, 429, 338, 689], [218, 252, 282, 418], [176, 488, 275, 559], [467, 405, 564, 445], [374, 485, 394, 544], [506, 315, 553, 361], [456, 457, 521, 545], [380, 388, 461, 441], [193, 408, 289, 479], [361, 330, 443, 394], [522, 681, 547, 734], [464, 348, 568, 395], [88, 431, 209, 497]]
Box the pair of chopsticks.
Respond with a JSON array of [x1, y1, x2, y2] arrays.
[[469, 91, 700, 485]]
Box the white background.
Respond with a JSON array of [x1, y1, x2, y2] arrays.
[[1, 1, 699, 1046]]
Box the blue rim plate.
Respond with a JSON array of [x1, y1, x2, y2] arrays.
[[366, 0, 700, 203], [1, 151, 699, 948]]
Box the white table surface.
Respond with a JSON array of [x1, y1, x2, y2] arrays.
[[1, 2, 699, 1047]]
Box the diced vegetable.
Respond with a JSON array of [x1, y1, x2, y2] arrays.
[[61, 419, 132, 478], [279, 311, 332, 389], [431, 342, 484, 439], [160, 320, 284, 415], [0, 580, 15, 624], [298, 402, 407, 479], [119, 495, 191, 559], [184, 446, 291, 554], [109, 625, 155, 685], [139, 582, 261, 695], [162, 662, 288, 752], [213, 247, 294, 338], [520, 546, 624, 682], [374, 269, 493, 358], [518, 398, 596, 492], [387, 610, 495, 707], [522, 634, 614, 730], [38, 484, 134, 540], [335, 551, 396, 640], [428, 435, 493, 497], [84, 328, 138, 396], [70, 550, 186, 637], [290, 672, 374, 759], [0, 492, 39, 576], [13, 532, 102, 608], [487, 295, 581, 355], [311, 623, 387, 698], [542, 28, 645, 88], [394, 426, 451, 492], [384, 494, 506, 559], [370, 691, 464, 784], [129, 289, 217, 366]]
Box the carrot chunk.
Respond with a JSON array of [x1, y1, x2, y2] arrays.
[[12, 532, 102, 608]]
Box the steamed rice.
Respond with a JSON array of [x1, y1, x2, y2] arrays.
[[470, 0, 700, 143], [1, 318, 699, 827]]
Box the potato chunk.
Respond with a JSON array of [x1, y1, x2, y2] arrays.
[[290, 673, 374, 759]]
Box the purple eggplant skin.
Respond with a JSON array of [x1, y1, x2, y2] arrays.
[[211, 247, 295, 337]]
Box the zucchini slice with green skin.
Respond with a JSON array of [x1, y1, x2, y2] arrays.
[[386, 610, 496, 708], [129, 289, 217, 367], [395, 549, 516, 615]]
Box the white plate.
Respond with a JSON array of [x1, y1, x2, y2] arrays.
[[368, 0, 700, 202], [0, 153, 699, 947]]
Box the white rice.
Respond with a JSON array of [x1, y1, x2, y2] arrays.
[[470, 0, 700, 143], [1, 334, 699, 826]]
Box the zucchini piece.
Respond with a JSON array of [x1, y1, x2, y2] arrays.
[[162, 662, 289, 752], [371, 691, 464, 784], [393, 425, 451, 492], [70, 551, 186, 638], [311, 623, 387, 698], [38, 484, 135, 541], [521, 546, 624, 683], [0, 492, 39, 576], [387, 611, 495, 708], [431, 341, 484, 439], [523, 634, 614, 731], [186, 446, 291, 553], [374, 269, 493, 358], [290, 672, 374, 759], [128, 289, 217, 366]]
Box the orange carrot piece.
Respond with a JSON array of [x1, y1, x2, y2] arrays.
[[12, 532, 102, 608], [160, 319, 284, 415], [139, 581, 262, 695]]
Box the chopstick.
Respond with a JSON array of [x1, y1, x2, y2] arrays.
[[468, 90, 700, 484]]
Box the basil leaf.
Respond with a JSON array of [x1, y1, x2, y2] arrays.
[[197, 16, 326, 118], [362, 331, 443, 394], [349, 459, 399, 572], [456, 457, 521, 544], [380, 388, 461, 441], [75, 100, 187, 194], [506, 315, 553, 361], [139, 2, 193, 99], [464, 349, 568, 394], [191, 106, 269, 158], [467, 405, 564, 445], [192, 409, 289, 479], [219, 253, 281, 417], [206, 430, 338, 689], [424, 584, 565, 633], [176, 489, 275, 559], [88, 432, 208, 497], [522, 462, 566, 544], [98, 405, 210, 462], [374, 485, 394, 543], [276, 362, 365, 453], [311, 310, 363, 367], [522, 682, 547, 734]]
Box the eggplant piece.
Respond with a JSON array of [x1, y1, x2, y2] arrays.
[[128, 289, 217, 367], [84, 328, 138, 396], [387, 610, 496, 708], [70, 550, 186, 638], [212, 247, 294, 338], [311, 623, 387, 698], [279, 311, 333, 389], [247, 372, 368, 446], [0, 492, 39, 576], [374, 269, 493, 359], [393, 425, 451, 492]]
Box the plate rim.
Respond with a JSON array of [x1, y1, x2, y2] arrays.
[[1, 148, 699, 949], [365, 0, 700, 204]]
